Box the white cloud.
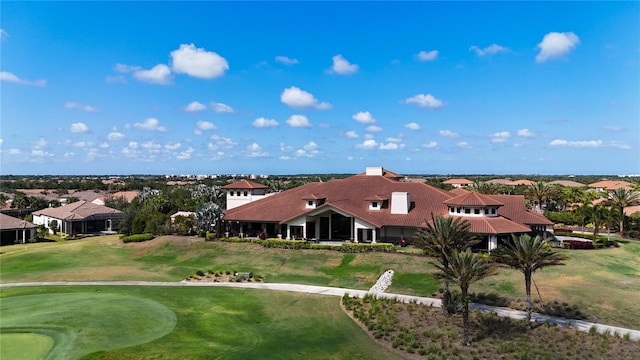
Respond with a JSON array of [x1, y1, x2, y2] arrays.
[[517, 128, 535, 137], [165, 143, 181, 150], [128, 141, 139, 149], [0, 29, 8, 40], [31, 150, 54, 158], [536, 32, 580, 63], [252, 117, 279, 128], [275, 56, 299, 65], [133, 118, 167, 132], [208, 135, 237, 150], [246, 143, 268, 157], [98, 142, 109, 149], [280, 86, 331, 109], [416, 50, 439, 61], [107, 132, 125, 141], [70, 122, 90, 133], [141, 141, 161, 151], [295, 141, 321, 158], [352, 111, 376, 124], [403, 93, 444, 109], [286, 114, 312, 128], [0, 138, 3, 146], [133, 64, 172, 85], [356, 139, 378, 149], [379, 142, 401, 150], [171, 43, 229, 79], [72, 141, 93, 148], [329, 54, 359, 75], [490, 131, 511, 143], [439, 129, 459, 137], [469, 44, 509, 56], [610, 141, 631, 149], [196, 120, 217, 131], [114, 63, 141, 73], [65, 101, 98, 112], [366, 125, 383, 133], [176, 147, 195, 160], [345, 131, 359, 139], [456, 141, 471, 148], [405, 122, 421, 130], [386, 137, 402, 143], [211, 102, 234, 113], [0, 71, 46, 86], [549, 139, 602, 147], [423, 142, 438, 149], [184, 101, 206, 112], [602, 125, 623, 131]]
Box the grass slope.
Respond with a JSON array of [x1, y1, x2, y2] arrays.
[[0, 286, 403, 360]]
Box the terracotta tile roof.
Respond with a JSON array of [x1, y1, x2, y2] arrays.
[[68, 190, 105, 202], [450, 216, 531, 235], [364, 195, 389, 201], [624, 205, 640, 216], [588, 180, 635, 191], [448, 188, 469, 196], [506, 179, 536, 186], [357, 169, 404, 179], [301, 194, 328, 200], [548, 180, 586, 187], [442, 178, 474, 185], [110, 190, 140, 202], [485, 178, 512, 185], [32, 201, 122, 220], [444, 191, 504, 207], [489, 195, 554, 226], [222, 179, 268, 190], [0, 213, 37, 230]]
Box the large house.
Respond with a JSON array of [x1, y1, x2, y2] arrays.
[[0, 213, 37, 245], [223, 167, 553, 251], [32, 200, 122, 235]]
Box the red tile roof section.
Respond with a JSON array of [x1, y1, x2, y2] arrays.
[[222, 179, 268, 190], [444, 191, 504, 207], [442, 178, 474, 185]]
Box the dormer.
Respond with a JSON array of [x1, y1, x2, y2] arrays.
[[365, 195, 388, 211], [444, 191, 503, 218], [302, 194, 326, 209]]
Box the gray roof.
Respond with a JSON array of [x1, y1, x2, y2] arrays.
[[0, 213, 37, 230], [32, 200, 122, 221]]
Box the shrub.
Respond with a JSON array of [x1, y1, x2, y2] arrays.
[[340, 243, 395, 253], [121, 233, 155, 243]]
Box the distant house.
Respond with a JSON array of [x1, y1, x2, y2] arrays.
[[67, 190, 106, 205], [506, 179, 536, 187], [223, 167, 552, 250], [442, 178, 474, 188], [0, 213, 37, 245], [588, 180, 635, 192], [548, 180, 586, 188], [170, 211, 196, 222], [32, 200, 122, 234]]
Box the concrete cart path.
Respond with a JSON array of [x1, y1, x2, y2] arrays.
[[2, 280, 638, 341]]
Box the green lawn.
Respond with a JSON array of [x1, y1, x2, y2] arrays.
[[0, 286, 403, 360]]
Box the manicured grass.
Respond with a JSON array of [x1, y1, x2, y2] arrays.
[[0, 333, 53, 360], [2, 235, 639, 328], [0, 286, 403, 360]]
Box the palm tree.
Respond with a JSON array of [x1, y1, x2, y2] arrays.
[[414, 214, 479, 315], [433, 249, 495, 346], [494, 234, 566, 329], [525, 181, 556, 213], [471, 181, 501, 195], [608, 188, 640, 234]]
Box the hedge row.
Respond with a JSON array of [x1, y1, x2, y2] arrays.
[[121, 233, 155, 243], [212, 237, 396, 253]]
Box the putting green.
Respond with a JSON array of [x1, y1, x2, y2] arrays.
[[0, 292, 176, 360]]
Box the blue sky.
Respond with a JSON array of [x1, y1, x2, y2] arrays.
[[1, 1, 639, 176]]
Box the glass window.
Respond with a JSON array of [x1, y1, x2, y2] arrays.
[[456, 207, 461, 213], [474, 209, 480, 215], [465, 209, 471, 214], [308, 200, 313, 206], [372, 202, 378, 208], [236, 191, 241, 196], [244, 191, 248, 196]]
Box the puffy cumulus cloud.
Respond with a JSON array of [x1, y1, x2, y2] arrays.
[[72, 141, 93, 148], [366, 125, 383, 133], [286, 114, 312, 128], [517, 128, 535, 137], [133, 64, 172, 85], [379, 142, 403, 150], [33, 138, 48, 149], [176, 147, 195, 160], [252, 117, 279, 128], [98, 142, 109, 149], [549, 139, 603, 148], [184, 101, 206, 112], [70, 122, 90, 133], [107, 132, 125, 141], [295, 141, 321, 158], [345, 130, 359, 139], [423, 141, 438, 149], [329, 54, 359, 75], [405, 122, 420, 130], [0, 28, 8, 40], [165, 142, 181, 150], [456, 141, 471, 149], [490, 131, 511, 143], [281, 86, 331, 109], [416, 50, 439, 61], [65, 101, 98, 112], [134, 118, 167, 132], [469, 44, 509, 56], [141, 140, 162, 152], [275, 55, 299, 65], [439, 129, 459, 137], [352, 111, 376, 124], [208, 135, 237, 150], [246, 142, 268, 157], [403, 94, 444, 109], [128, 141, 139, 149], [171, 43, 228, 79], [356, 139, 378, 149], [0, 71, 46, 86], [536, 32, 580, 63], [211, 102, 234, 113], [196, 120, 217, 131], [30, 150, 54, 159]]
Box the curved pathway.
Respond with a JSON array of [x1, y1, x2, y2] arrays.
[[2, 281, 638, 341]]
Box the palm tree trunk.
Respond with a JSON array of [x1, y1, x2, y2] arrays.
[[525, 271, 532, 330], [442, 257, 450, 315], [461, 285, 470, 346]]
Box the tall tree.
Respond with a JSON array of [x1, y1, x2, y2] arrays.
[[608, 188, 640, 234], [194, 202, 225, 237], [414, 214, 479, 315], [433, 249, 495, 346], [493, 234, 566, 329], [525, 181, 556, 213]]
